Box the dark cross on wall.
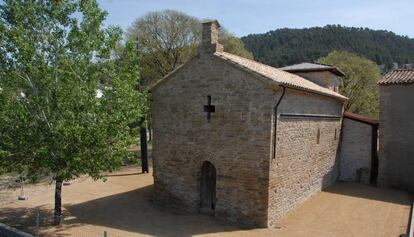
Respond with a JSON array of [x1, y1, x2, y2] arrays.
[[203, 95, 215, 122]]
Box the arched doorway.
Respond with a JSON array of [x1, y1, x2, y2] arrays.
[[200, 161, 216, 212]]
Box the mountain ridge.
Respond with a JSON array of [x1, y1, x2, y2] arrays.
[[241, 25, 414, 70]]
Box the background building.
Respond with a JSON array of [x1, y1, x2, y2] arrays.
[[378, 69, 414, 191]]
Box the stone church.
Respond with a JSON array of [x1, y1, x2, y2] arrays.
[[150, 20, 348, 227]]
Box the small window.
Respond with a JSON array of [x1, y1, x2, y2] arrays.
[[317, 128, 320, 144], [334, 129, 337, 140]]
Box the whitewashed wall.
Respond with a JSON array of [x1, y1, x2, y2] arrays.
[[339, 118, 373, 182]]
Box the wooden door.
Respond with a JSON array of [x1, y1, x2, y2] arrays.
[[200, 161, 216, 211]]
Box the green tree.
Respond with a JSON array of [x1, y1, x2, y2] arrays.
[[0, 0, 146, 225], [126, 9, 253, 86], [317, 51, 381, 117], [219, 29, 254, 60]]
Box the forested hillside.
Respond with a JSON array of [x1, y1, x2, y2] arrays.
[[241, 25, 414, 69]]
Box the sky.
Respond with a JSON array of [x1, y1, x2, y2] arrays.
[[97, 0, 414, 38]]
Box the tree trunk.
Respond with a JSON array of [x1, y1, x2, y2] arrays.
[[54, 178, 63, 225]]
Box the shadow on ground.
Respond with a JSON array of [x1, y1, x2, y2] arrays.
[[63, 184, 251, 237], [104, 172, 143, 177], [0, 206, 83, 235]]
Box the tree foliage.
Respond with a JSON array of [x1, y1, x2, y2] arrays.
[[219, 29, 254, 60], [242, 25, 414, 70], [317, 51, 381, 118], [126, 10, 200, 86], [0, 0, 146, 224], [126, 10, 253, 86]]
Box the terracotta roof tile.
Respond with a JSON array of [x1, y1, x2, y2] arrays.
[[379, 69, 414, 85], [214, 52, 347, 101]]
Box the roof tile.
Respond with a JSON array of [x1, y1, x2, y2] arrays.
[[214, 52, 347, 101], [379, 69, 414, 85]]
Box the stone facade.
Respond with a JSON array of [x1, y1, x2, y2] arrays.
[[151, 53, 273, 226], [268, 90, 343, 225], [151, 21, 346, 227], [294, 71, 340, 92], [378, 84, 414, 191], [339, 118, 374, 183]]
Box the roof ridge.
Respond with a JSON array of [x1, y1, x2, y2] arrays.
[[295, 62, 334, 67], [281, 62, 334, 67], [312, 62, 335, 67], [218, 51, 276, 69]]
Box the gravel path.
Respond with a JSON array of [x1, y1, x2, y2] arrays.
[[0, 166, 411, 237]]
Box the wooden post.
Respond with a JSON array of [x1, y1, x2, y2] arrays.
[[36, 208, 40, 237], [54, 179, 63, 225], [140, 118, 149, 173], [136, 39, 148, 174], [370, 124, 379, 184]]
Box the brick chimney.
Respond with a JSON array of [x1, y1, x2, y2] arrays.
[[199, 20, 223, 54]]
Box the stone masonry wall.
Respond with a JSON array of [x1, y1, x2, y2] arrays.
[[267, 89, 343, 226], [151, 53, 278, 227], [378, 84, 414, 191], [339, 118, 372, 182], [295, 71, 340, 92]]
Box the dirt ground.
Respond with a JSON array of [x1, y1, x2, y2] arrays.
[[0, 166, 411, 237]]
